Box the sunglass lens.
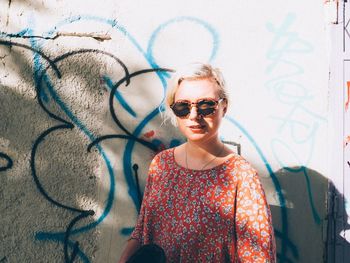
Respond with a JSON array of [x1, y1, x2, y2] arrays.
[[172, 102, 191, 117], [197, 100, 217, 116], [198, 107, 216, 116]]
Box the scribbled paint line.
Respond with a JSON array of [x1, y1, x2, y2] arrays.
[[32, 15, 219, 218], [265, 12, 326, 262], [0, 14, 219, 261], [1, 14, 292, 263], [32, 51, 130, 238], [103, 68, 171, 214], [1, 14, 293, 263], [146, 16, 220, 81], [301, 167, 321, 224], [0, 152, 13, 172], [36, 233, 90, 263], [0, 37, 98, 261], [225, 116, 298, 261], [122, 16, 219, 214], [35, 50, 126, 227], [3, 19, 117, 263], [103, 75, 137, 117], [271, 138, 321, 224]]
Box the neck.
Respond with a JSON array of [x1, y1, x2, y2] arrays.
[[186, 136, 223, 158]]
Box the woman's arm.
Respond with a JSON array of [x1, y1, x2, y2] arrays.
[[234, 170, 276, 263], [118, 239, 141, 263]]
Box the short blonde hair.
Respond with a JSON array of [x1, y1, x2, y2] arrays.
[[162, 62, 229, 126]]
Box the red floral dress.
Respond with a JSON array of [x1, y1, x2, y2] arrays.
[[130, 148, 276, 263]]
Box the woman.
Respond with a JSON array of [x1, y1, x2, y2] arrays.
[[119, 63, 276, 262]]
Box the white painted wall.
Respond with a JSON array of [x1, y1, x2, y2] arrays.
[[328, 1, 350, 261], [0, 1, 335, 262]]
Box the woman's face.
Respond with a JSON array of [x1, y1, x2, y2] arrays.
[[173, 78, 227, 144]]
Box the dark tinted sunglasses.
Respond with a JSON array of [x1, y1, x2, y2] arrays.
[[170, 98, 224, 118]]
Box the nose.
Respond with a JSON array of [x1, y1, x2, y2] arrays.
[[188, 105, 201, 120]]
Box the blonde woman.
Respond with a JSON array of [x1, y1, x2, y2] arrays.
[[119, 63, 276, 263]]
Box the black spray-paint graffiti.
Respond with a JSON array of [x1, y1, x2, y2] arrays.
[[0, 152, 13, 172], [0, 38, 173, 262], [0, 14, 223, 262]]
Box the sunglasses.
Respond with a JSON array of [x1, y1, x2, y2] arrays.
[[170, 98, 224, 118]]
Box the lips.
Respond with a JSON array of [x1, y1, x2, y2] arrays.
[[188, 124, 205, 130]]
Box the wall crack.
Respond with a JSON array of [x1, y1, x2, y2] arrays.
[[1, 32, 111, 42]]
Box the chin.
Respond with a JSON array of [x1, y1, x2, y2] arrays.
[[179, 125, 217, 143], [185, 132, 216, 143]]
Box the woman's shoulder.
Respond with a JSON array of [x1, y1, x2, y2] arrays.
[[150, 148, 174, 166], [226, 153, 258, 178]]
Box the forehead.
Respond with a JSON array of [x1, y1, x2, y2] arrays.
[[174, 78, 220, 101]]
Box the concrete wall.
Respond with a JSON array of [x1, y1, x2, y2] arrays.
[[0, 1, 334, 262]]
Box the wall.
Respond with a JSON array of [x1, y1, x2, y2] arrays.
[[0, 1, 333, 262], [328, 1, 350, 261]]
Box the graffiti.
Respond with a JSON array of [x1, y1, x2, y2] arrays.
[[225, 116, 297, 262], [132, 164, 143, 208], [265, 12, 326, 262], [142, 130, 155, 139], [0, 15, 219, 262], [1, 10, 324, 263], [103, 76, 137, 118], [0, 14, 291, 262], [0, 152, 13, 172], [34, 54, 170, 262], [0, 39, 60, 77]]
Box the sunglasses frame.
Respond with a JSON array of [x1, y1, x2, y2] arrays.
[[170, 97, 225, 118]]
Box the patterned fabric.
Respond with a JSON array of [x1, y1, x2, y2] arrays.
[[130, 148, 276, 263]]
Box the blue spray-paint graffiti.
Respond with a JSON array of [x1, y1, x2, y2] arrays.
[[225, 117, 298, 262], [0, 13, 304, 263], [103, 75, 137, 118], [0, 15, 220, 262], [265, 12, 327, 262]]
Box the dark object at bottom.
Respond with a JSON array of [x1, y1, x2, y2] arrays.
[[126, 244, 166, 263]]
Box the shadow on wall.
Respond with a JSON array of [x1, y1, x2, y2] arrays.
[[270, 166, 350, 263], [326, 182, 350, 263], [0, 37, 175, 263], [0, 84, 101, 263], [0, 41, 121, 262]]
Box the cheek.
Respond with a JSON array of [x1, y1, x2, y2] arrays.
[[176, 118, 188, 133], [207, 115, 223, 130], [206, 120, 218, 130]]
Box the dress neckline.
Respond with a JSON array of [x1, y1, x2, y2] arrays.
[[171, 147, 236, 173]]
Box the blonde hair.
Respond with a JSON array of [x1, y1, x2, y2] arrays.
[[162, 62, 229, 126]]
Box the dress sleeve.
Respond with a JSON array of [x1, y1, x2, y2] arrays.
[[234, 167, 276, 263], [129, 153, 159, 243]]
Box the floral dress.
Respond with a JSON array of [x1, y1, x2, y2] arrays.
[[130, 148, 276, 263]]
